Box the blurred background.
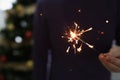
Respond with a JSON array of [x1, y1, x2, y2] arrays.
[[0, 0, 120, 80], [0, 0, 36, 80]]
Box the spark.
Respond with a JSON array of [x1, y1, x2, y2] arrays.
[[66, 46, 70, 53], [77, 44, 82, 52], [62, 22, 94, 54], [106, 20, 109, 23]]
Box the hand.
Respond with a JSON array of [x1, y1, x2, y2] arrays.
[[99, 46, 120, 72]]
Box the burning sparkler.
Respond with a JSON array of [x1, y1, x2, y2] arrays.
[[62, 22, 94, 54]]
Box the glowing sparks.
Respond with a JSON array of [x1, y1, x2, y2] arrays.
[[62, 22, 94, 53], [106, 20, 109, 23], [78, 9, 81, 13], [77, 44, 82, 52], [66, 46, 70, 53]]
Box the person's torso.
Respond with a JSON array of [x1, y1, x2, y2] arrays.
[[43, 0, 118, 80]]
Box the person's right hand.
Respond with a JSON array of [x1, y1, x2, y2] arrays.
[[99, 46, 120, 72]]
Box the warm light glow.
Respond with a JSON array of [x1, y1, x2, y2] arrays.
[[62, 22, 94, 53], [77, 44, 82, 52], [70, 31, 77, 39]]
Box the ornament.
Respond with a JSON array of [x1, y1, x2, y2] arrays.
[[25, 4, 36, 15], [26, 60, 33, 69], [13, 50, 20, 56], [15, 36, 23, 44], [15, 4, 25, 17], [20, 20, 28, 28], [0, 55, 7, 63], [25, 31, 32, 39], [7, 23, 15, 31]]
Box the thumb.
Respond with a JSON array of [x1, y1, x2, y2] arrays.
[[99, 53, 108, 61]]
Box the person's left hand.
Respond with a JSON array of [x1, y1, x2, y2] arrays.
[[99, 46, 120, 72]]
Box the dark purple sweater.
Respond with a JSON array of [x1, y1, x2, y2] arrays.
[[33, 0, 120, 80]]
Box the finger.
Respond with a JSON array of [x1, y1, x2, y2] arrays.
[[99, 54, 120, 72], [99, 55, 120, 72], [108, 56, 120, 67]]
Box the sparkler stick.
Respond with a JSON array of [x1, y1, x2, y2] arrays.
[[62, 22, 95, 54]]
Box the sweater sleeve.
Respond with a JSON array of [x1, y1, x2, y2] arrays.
[[33, 1, 50, 80]]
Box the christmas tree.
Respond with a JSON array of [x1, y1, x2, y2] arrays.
[[0, 0, 36, 80]]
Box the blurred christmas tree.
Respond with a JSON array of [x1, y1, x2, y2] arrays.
[[0, 0, 36, 80]]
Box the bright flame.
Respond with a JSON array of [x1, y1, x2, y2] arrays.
[[62, 22, 94, 53], [70, 31, 77, 39]]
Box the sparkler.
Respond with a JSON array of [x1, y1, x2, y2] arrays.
[[62, 22, 94, 54]]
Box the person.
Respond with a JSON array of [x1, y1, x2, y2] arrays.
[[33, 0, 120, 80]]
